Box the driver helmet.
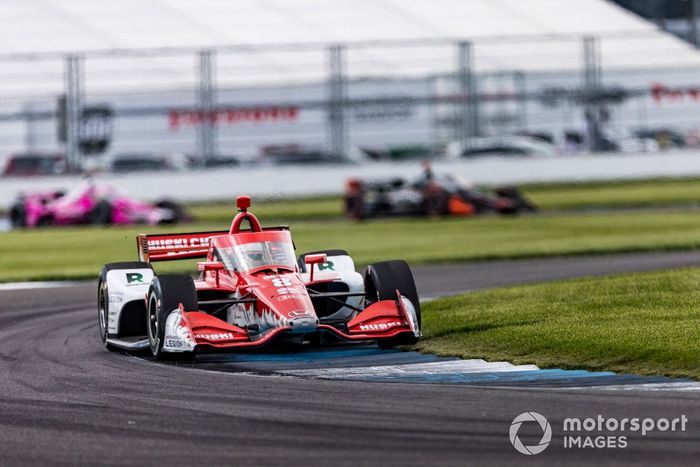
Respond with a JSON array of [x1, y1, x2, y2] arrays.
[[244, 243, 266, 267]]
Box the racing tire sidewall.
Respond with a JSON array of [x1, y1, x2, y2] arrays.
[[97, 272, 109, 344], [9, 204, 26, 228], [97, 268, 117, 351], [89, 200, 113, 225], [155, 200, 184, 224], [422, 190, 449, 217], [364, 260, 420, 322], [147, 281, 166, 359], [344, 195, 366, 220], [147, 275, 198, 360], [364, 260, 421, 346]]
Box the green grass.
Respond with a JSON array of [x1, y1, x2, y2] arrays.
[[5, 210, 700, 282], [186, 177, 700, 222], [188, 195, 342, 224], [5, 176, 700, 283], [190, 177, 700, 219], [417, 268, 700, 379], [522, 177, 700, 211]]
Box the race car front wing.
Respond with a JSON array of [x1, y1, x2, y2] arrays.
[[162, 292, 420, 352]]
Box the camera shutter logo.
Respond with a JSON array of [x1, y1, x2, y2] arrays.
[[510, 412, 552, 455]]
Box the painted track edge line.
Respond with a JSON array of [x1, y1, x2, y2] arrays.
[[0, 280, 87, 291]]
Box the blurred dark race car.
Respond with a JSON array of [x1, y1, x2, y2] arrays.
[[344, 167, 536, 220], [10, 182, 187, 228]]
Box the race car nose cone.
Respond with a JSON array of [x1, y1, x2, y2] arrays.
[[287, 316, 319, 334]]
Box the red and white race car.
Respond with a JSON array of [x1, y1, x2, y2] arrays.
[[97, 196, 421, 360]]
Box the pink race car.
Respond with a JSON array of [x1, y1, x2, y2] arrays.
[[9, 183, 186, 228]]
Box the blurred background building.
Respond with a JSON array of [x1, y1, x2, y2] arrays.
[[612, 0, 700, 45], [3, 0, 700, 174]]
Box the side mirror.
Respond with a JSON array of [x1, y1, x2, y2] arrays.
[[305, 254, 327, 282], [198, 261, 225, 272], [198, 261, 225, 287]]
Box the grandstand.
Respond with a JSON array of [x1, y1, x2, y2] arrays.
[[1, 0, 699, 91], [2, 0, 700, 160]]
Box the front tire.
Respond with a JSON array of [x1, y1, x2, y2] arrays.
[[97, 262, 153, 351], [146, 275, 198, 361], [97, 270, 116, 351], [364, 260, 421, 348]]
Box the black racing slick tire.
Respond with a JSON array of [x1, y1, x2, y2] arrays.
[[97, 262, 153, 351], [146, 275, 198, 361], [494, 186, 538, 214], [89, 200, 113, 225], [36, 215, 54, 227], [422, 191, 450, 217], [155, 199, 185, 224], [344, 195, 366, 220], [9, 203, 26, 228], [364, 260, 421, 348]]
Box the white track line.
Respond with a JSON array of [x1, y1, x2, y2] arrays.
[[587, 382, 700, 392], [279, 359, 540, 378], [0, 281, 85, 291], [2, 279, 698, 391]]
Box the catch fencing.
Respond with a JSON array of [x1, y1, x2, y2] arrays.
[[3, 150, 700, 209], [3, 34, 700, 169]]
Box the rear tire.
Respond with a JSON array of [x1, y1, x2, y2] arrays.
[[494, 186, 538, 213], [422, 190, 449, 217], [344, 195, 365, 220], [97, 262, 152, 351], [146, 275, 198, 361], [9, 204, 26, 228], [36, 215, 54, 227], [364, 260, 421, 348], [89, 200, 113, 225], [155, 200, 185, 224]]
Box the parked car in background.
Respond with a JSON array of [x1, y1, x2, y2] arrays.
[[361, 144, 445, 161], [9, 182, 187, 228], [258, 145, 349, 165], [514, 131, 555, 144], [109, 153, 184, 173], [2, 152, 65, 177], [634, 128, 686, 150], [186, 154, 242, 168], [447, 136, 556, 159]]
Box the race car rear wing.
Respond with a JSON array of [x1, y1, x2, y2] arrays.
[[137, 226, 290, 262]]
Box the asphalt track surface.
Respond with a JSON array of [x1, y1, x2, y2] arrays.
[[2, 252, 700, 466]]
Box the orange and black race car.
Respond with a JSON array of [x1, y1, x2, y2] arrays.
[[344, 168, 537, 220]]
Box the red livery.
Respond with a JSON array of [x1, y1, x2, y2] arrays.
[[98, 196, 421, 360]]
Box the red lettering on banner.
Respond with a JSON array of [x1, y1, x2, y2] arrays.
[[168, 106, 300, 131], [651, 83, 700, 104]]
